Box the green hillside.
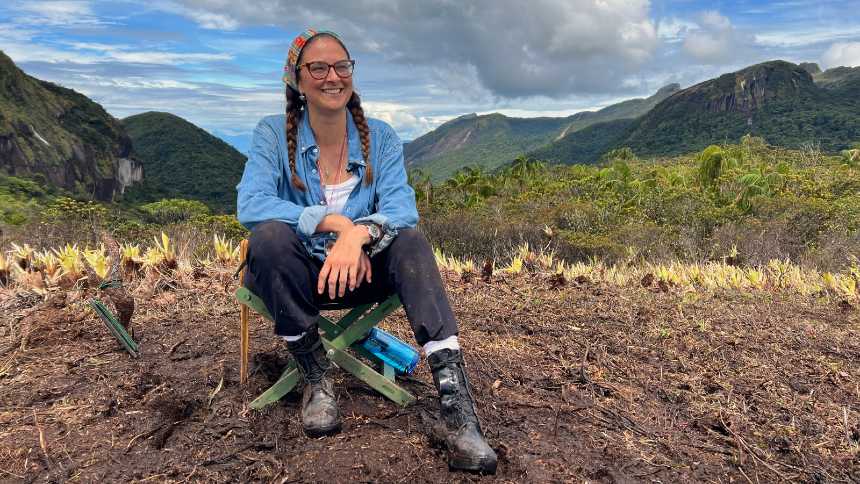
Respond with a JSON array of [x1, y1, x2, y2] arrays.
[[531, 61, 860, 165], [122, 112, 247, 214], [405, 84, 679, 181], [0, 51, 138, 200]]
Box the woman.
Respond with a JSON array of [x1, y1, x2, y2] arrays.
[[236, 29, 497, 474]]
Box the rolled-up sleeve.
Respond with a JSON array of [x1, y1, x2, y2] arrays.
[[354, 124, 419, 255], [236, 119, 324, 237]]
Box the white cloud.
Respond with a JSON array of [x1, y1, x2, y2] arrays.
[[12, 0, 107, 26], [167, 0, 659, 98], [821, 42, 860, 68], [755, 27, 860, 48], [657, 17, 698, 43], [681, 11, 748, 64]]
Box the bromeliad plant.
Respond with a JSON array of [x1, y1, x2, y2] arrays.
[[120, 243, 143, 273], [0, 252, 9, 285], [83, 247, 111, 280], [10, 242, 34, 270], [213, 234, 240, 264], [53, 244, 85, 288]]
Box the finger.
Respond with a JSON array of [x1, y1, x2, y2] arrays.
[[349, 258, 358, 291], [318, 263, 331, 294], [365, 256, 372, 283], [338, 265, 350, 298], [328, 267, 339, 299], [354, 262, 364, 290]]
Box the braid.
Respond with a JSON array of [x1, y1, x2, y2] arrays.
[[347, 92, 373, 186], [285, 86, 306, 191]]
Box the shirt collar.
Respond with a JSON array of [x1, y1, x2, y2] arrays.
[[298, 109, 367, 168]]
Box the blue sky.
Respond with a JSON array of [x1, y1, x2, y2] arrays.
[[1, 0, 859, 153]]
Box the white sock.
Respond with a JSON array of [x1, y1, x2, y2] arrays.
[[423, 335, 460, 356], [281, 332, 307, 343]]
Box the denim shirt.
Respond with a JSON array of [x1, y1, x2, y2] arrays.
[[236, 111, 419, 262]]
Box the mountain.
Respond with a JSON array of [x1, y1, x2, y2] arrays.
[[122, 112, 247, 214], [404, 84, 680, 181], [0, 51, 141, 201], [531, 60, 860, 164]]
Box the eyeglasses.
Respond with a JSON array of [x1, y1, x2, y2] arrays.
[[299, 59, 355, 80]]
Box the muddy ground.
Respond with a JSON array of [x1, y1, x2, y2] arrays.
[[0, 268, 858, 483]]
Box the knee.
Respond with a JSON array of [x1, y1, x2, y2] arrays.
[[391, 228, 430, 252], [249, 221, 300, 259], [389, 228, 435, 266]]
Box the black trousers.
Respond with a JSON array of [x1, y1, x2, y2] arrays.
[[244, 221, 459, 346]]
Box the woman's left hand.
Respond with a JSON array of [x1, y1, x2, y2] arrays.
[[317, 229, 366, 299]]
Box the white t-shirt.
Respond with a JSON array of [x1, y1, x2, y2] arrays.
[[323, 174, 360, 214]]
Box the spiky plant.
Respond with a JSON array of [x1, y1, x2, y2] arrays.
[[33, 251, 62, 280], [10, 242, 35, 270], [745, 268, 767, 290], [119, 243, 142, 274], [0, 252, 9, 286], [83, 248, 111, 280], [53, 244, 85, 288], [153, 232, 177, 270], [213, 234, 240, 264], [140, 246, 166, 272]]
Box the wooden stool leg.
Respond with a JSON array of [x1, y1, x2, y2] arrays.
[[239, 239, 250, 385]]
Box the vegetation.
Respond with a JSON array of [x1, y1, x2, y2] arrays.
[[0, 51, 132, 201], [122, 112, 247, 214], [531, 61, 860, 165], [417, 135, 860, 272], [404, 84, 679, 182]]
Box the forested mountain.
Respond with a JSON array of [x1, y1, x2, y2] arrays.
[[529, 61, 860, 165], [0, 51, 141, 201], [122, 112, 247, 214], [404, 84, 679, 181]]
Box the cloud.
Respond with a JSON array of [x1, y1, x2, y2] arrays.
[[681, 10, 749, 64], [166, 0, 659, 98], [11, 0, 108, 26], [821, 42, 860, 68], [754, 27, 860, 48], [657, 17, 698, 43]]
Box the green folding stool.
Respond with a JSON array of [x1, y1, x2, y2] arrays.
[[235, 240, 416, 409]]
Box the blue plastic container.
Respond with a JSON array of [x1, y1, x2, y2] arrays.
[[360, 328, 420, 375]]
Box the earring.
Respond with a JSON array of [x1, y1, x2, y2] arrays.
[[299, 93, 306, 102]]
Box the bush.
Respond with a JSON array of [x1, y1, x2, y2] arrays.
[[140, 199, 210, 224]]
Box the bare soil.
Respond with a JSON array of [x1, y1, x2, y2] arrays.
[[1, 268, 859, 483]]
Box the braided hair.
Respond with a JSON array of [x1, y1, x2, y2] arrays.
[[285, 34, 373, 191]]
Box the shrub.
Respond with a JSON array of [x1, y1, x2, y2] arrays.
[[140, 198, 210, 224]]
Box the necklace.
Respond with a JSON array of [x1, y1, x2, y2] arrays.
[[317, 127, 348, 213]]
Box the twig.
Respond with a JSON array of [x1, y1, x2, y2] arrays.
[[33, 409, 52, 468], [168, 338, 188, 356], [719, 412, 787, 481]]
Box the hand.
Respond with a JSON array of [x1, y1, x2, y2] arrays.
[[355, 251, 373, 289], [317, 229, 369, 299]]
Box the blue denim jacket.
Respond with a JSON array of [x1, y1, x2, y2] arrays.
[[236, 111, 419, 262]]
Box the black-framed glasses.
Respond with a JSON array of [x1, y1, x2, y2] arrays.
[[299, 59, 355, 80]]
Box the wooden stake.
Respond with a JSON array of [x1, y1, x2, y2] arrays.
[[239, 239, 250, 385]]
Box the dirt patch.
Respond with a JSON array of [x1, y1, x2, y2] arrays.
[[1, 269, 859, 482]]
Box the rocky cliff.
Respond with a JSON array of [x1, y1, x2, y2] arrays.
[[0, 51, 141, 200]]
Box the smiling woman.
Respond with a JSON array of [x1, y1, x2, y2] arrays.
[[235, 28, 497, 474]]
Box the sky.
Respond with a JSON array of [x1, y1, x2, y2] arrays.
[[1, 0, 859, 153]]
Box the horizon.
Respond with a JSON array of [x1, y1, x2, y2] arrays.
[[1, 1, 859, 153]]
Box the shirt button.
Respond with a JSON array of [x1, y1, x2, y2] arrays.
[[319, 201, 326, 205], [312, 169, 317, 174], [312, 147, 318, 154]]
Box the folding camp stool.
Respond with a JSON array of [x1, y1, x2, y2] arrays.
[[236, 240, 417, 410]]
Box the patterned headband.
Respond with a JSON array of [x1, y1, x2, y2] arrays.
[[282, 28, 348, 90]]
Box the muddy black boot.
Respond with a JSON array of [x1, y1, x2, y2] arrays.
[[428, 348, 498, 474], [287, 332, 341, 437]]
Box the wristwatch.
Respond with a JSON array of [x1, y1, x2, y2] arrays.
[[361, 223, 382, 244]]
